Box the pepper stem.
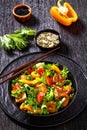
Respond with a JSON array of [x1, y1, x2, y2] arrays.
[[57, 0, 69, 16], [57, 0, 63, 7]]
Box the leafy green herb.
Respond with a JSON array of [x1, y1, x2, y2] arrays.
[[11, 89, 22, 97], [40, 104, 49, 115], [25, 87, 38, 109], [40, 74, 47, 84], [70, 93, 75, 100], [64, 79, 72, 86], [0, 27, 36, 51], [60, 66, 69, 78], [11, 77, 19, 86], [15, 27, 35, 36], [56, 97, 66, 109]]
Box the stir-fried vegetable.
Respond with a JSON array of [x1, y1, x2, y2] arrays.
[[10, 62, 75, 115]]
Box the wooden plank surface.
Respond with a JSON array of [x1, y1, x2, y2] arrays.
[[0, 0, 87, 130]]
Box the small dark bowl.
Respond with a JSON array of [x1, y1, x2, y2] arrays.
[[12, 4, 32, 22], [35, 29, 61, 50]]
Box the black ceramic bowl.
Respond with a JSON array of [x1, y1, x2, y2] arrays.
[[1, 52, 86, 127], [8, 61, 76, 117], [35, 29, 61, 50]]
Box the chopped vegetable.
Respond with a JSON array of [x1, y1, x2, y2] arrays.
[[44, 86, 54, 101], [37, 92, 45, 103], [19, 77, 40, 85], [46, 76, 53, 85], [27, 68, 33, 74], [35, 62, 45, 68], [0, 27, 36, 51], [37, 67, 44, 75], [12, 83, 21, 90], [60, 66, 69, 78], [15, 92, 26, 103], [50, 64, 61, 73], [46, 101, 57, 113], [50, 0, 78, 26]]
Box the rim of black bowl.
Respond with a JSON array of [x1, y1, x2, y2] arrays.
[[34, 29, 61, 50], [8, 61, 77, 117]]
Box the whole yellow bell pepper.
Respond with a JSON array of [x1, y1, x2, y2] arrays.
[[50, 0, 78, 26]]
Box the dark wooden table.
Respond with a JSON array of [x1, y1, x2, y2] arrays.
[[0, 0, 87, 130]]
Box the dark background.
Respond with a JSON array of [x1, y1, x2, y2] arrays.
[[0, 0, 87, 130]]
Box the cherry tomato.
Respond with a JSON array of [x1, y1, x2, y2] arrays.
[[66, 89, 71, 95], [46, 76, 53, 85], [37, 92, 45, 103], [13, 84, 20, 90], [37, 67, 44, 75], [27, 68, 33, 73]]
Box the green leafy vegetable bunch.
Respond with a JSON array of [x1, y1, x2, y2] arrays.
[[0, 27, 36, 51]]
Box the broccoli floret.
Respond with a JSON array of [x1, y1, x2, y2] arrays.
[[11, 77, 19, 86], [60, 66, 69, 78], [25, 87, 39, 108], [44, 86, 54, 101], [64, 79, 72, 86]]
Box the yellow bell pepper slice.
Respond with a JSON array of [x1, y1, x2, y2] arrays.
[[63, 85, 72, 91], [20, 104, 34, 112], [31, 71, 39, 78], [50, 65, 61, 73], [19, 77, 40, 85]]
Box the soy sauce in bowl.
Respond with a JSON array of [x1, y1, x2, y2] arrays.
[[12, 4, 32, 22], [15, 6, 30, 16]]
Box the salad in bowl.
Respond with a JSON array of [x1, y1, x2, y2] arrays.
[[10, 62, 75, 115]]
